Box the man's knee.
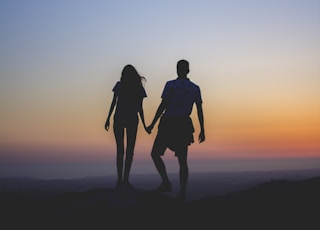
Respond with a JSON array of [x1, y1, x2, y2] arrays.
[[151, 151, 160, 160], [151, 141, 166, 159]]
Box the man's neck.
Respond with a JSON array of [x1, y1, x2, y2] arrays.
[[177, 74, 188, 79]]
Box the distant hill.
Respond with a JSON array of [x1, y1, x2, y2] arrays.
[[1, 168, 320, 200], [1, 175, 319, 229]]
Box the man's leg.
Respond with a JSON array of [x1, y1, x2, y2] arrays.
[[151, 135, 172, 192], [176, 146, 188, 200]]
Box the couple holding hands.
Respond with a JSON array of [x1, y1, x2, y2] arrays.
[[105, 59, 205, 201]]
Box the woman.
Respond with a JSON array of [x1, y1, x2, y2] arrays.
[[105, 64, 149, 190]]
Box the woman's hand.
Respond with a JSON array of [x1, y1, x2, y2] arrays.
[[105, 119, 110, 131], [198, 130, 205, 143]]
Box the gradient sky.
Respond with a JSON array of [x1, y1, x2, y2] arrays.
[[1, 0, 320, 178]]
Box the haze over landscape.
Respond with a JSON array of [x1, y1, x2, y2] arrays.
[[1, 0, 319, 179]]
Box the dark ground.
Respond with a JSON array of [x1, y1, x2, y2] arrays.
[[1, 171, 320, 230]]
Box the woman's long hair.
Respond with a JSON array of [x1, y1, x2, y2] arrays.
[[120, 65, 146, 97]]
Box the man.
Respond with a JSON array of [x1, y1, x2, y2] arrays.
[[147, 59, 205, 201]]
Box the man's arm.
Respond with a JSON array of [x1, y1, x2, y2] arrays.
[[146, 98, 168, 133], [196, 101, 205, 143]]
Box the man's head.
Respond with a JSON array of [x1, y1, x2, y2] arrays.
[[177, 59, 190, 78]]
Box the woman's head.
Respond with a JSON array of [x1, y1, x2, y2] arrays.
[[119, 65, 146, 98], [121, 64, 145, 87]]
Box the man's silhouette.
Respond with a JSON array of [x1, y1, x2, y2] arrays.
[[147, 59, 205, 201]]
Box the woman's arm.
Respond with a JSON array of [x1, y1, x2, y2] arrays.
[[138, 98, 150, 134], [105, 93, 117, 131]]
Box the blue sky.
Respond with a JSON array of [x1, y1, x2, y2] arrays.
[[1, 0, 319, 178]]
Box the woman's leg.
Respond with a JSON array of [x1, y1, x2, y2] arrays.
[[113, 121, 125, 185], [123, 122, 138, 184]]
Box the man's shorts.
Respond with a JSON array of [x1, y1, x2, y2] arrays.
[[152, 115, 194, 156]]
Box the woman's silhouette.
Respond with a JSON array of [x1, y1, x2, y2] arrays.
[[105, 65, 149, 190]]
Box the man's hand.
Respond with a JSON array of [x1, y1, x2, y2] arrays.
[[198, 130, 205, 143]]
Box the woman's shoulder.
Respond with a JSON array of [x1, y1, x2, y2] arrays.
[[140, 85, 147, 97], [112, 81, 121, 90]]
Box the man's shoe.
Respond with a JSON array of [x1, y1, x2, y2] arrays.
[[152, 182, 172, 193], [176, 192, 186, 203], [115, 180, 122, 190], [122, 181, 134, 190]]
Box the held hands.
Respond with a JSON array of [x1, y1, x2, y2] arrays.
[[143, 122, 152, 134], [145, 124, 154, 134], [144, 126, 151, 134]]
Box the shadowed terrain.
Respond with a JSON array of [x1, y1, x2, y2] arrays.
[[1, 174, 319, 229]]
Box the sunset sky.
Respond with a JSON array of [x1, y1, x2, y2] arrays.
[[1, 0, 319, 178]]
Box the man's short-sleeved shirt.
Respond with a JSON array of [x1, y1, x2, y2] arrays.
[[161, 78, 202, 116]]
